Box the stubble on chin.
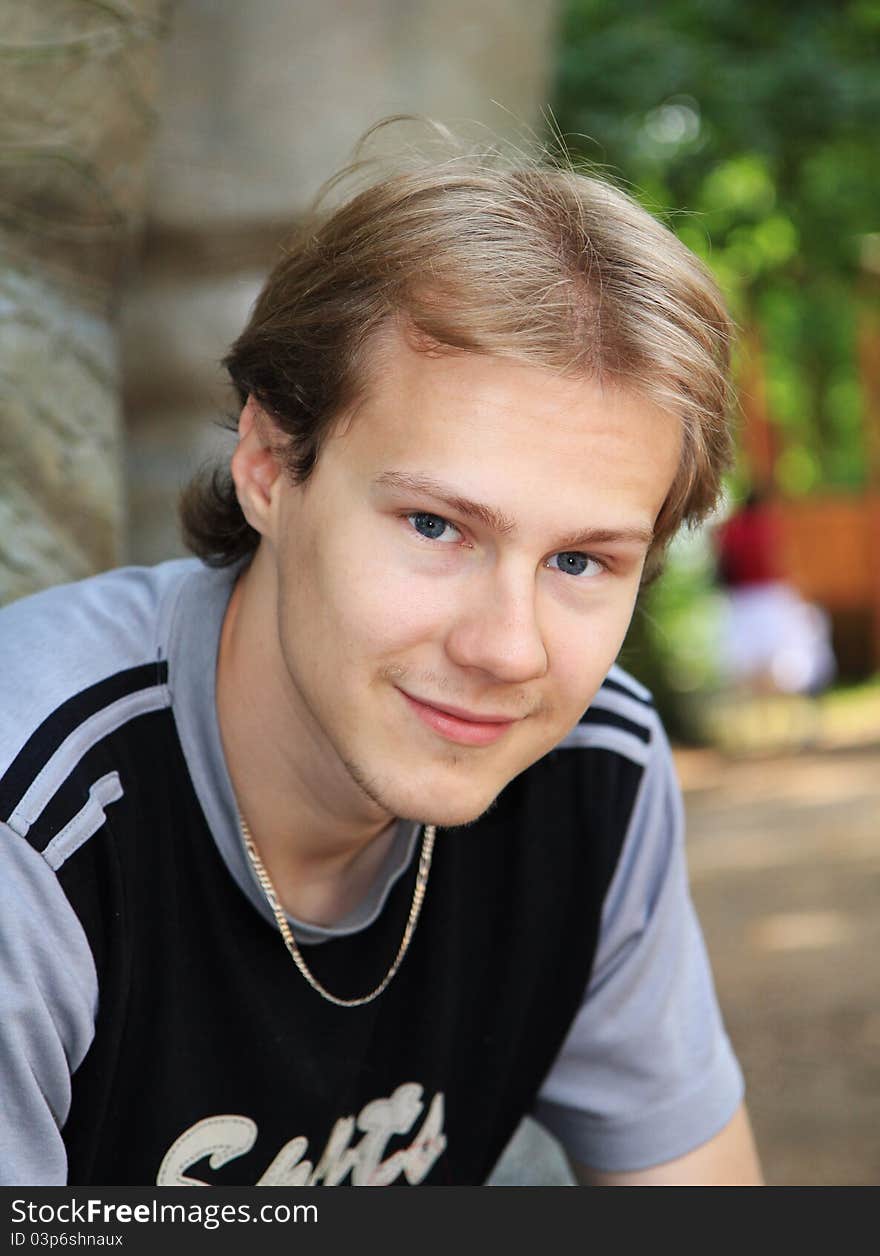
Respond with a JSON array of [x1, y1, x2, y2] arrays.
[[339, 747, 502, 831], [337, 752, 400, 819]]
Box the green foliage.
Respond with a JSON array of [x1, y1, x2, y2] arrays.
[[556, 0, 880, 260], [554, 0, 880, 492]]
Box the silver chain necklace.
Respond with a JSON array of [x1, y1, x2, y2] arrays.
[[238, 812, 437, 1008]]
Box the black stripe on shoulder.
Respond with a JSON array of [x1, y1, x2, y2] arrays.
[[600, 676, 655, 707], [578, 705, 652, 744], [0, 660, 168, 821]]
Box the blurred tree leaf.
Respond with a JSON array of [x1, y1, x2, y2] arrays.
[[555, 0, 880, 288]]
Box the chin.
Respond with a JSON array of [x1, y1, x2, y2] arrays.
[[414, 793, 500, 831], [423, 766, 519, 826], [348, 759, 504, 831]]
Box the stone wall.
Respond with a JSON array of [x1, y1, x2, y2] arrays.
[[0, 0, 169, 603]]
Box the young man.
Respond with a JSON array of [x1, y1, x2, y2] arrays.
[[0, 139, 761, 1186]]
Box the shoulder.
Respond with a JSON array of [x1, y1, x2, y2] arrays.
[[0, 558, 197, 675], [0, 559, 197, 842]]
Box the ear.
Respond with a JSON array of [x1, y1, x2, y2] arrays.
[[230, 396, 285, 536]]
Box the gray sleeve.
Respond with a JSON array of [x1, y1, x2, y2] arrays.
[[533, 721, 744, 1173], [0, 821, 98, 1185]]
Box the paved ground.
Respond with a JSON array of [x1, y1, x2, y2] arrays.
[[490, 738, 880, 1186], [680, 744, 880, 1186]]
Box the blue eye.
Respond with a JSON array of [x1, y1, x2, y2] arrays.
[[548, 551, 603, 578], [408, 513, 460, 543]]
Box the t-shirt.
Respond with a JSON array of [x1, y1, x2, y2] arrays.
[[0, 559, 742, 1185]]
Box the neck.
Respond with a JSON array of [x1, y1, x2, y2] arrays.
[[216, 547, 397, 925]]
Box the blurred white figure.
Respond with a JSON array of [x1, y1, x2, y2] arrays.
[[715, 491, 835, 695]]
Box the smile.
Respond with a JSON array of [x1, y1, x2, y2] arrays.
[[398, 690, 518, 747]]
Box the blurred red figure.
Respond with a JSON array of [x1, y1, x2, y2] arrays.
[[716, 490, 783, 588], [715, 491, 835, 694]]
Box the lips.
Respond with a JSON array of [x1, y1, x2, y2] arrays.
[[399, 690, 518, 747]]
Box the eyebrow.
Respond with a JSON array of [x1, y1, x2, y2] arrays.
[[373, 471, 655, 550]]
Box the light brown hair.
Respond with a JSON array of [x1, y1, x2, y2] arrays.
[[181, 123, 733, 575]]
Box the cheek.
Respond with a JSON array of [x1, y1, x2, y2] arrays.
[[323, 549, 446, 661], [547, 588, 641, 698]]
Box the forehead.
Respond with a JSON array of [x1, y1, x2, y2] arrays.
[[312, 331, 682, 552], [325, 330, 682, 533]]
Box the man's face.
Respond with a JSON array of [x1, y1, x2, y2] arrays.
[[265, 330, 681, 828]]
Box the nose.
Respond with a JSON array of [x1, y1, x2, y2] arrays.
[[444, 566, 549, 684]]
